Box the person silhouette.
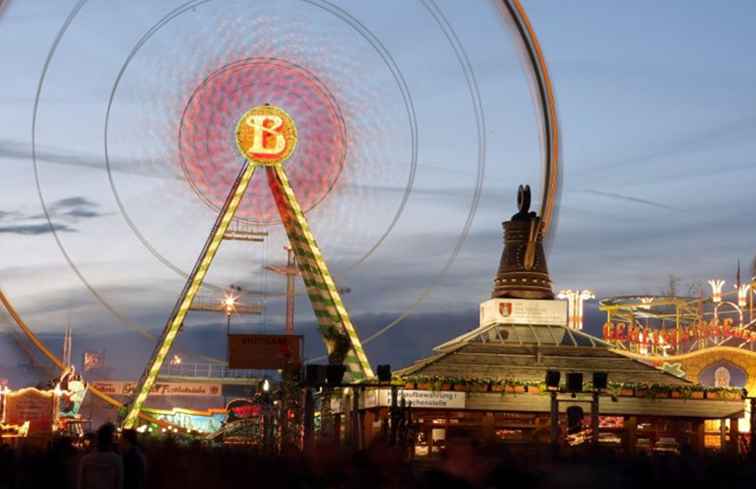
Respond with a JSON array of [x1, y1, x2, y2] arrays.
[[120, 429, 146, 489], [78, 423, 123, 489]]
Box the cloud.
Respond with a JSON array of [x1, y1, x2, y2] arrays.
[[0, 210, 22, 221], [49, 196, 95, 210], [578, 189, 683, 212], [7, 137, 683, 224], [0, 223, 76, 235], [48, 196, 106, 221], [0, 139, 179, 180], [579, 113, 756, 179], [63, 208, 101, 219], [0, 195, 105, 235]]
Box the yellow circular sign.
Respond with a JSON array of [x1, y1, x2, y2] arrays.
[[235, 105, 298, 165]]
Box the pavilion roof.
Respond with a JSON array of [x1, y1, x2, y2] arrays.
[[397, 322, 690, 386]]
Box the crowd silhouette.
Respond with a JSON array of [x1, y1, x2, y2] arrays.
[[1, 423, 756, 488]]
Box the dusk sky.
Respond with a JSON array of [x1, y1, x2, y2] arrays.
[[1, 1, 755, 384]]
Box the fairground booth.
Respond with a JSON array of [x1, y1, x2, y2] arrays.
[[0, 367, 88, 445]]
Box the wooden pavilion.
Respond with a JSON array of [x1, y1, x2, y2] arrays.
[[344, 186, 746, 455], [374, 320, 746, 455]]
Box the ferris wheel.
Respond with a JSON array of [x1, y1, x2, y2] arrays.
[[3, 0, 561, 427]]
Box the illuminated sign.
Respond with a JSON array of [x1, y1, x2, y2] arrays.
[[226, 399, 262, 421], [229, 404, 261, 418], [235, 105, 297, 165], [603, 318, 754, 347], [480, 298, 567, 327]]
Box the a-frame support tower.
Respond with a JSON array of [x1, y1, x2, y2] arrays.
[[123, 105, 373, 428]]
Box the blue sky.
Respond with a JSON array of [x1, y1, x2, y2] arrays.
[[1, 1, 755, 384]]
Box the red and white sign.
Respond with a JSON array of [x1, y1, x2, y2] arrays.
[[90, 381, 221, 397], [480, 298, 567, 327]]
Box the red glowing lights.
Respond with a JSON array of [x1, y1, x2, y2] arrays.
[[178, 58, 347, 224]]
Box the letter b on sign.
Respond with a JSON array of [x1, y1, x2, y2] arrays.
[[235, 105, 298, 165]]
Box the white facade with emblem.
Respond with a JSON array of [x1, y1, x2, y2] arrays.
[[480, 298, 567, 327]]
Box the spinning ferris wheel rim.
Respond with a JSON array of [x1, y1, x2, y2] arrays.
[[101, 0, 418, 283], [316, 0, 562, 349], [30, 1, 232, 361], [30, 0, 560, 356], [503, 0, 562, 242], [30, 0, 417, 339]]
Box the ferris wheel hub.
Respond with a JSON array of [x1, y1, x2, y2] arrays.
[[235, 104, 298, 165]]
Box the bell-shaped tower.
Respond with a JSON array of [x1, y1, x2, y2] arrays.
[[491, 184, 554, 300]]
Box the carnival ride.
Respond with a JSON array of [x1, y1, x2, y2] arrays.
[[121, 103, 378, 427], [600, 276, 756, 356], [597, 277, 756, 442], [4, 0, 563, 435], [0, 290, 170, 429]]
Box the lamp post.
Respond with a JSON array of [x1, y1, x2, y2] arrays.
[[262, 378, 273, 452], [737, 283, 751, 309], [222, 293, 237, 367], [709, 280, 725, 304], [576, 290, 595, 331], [709, 280, 725, 323], [223, 293, 237, 336], [558, 289, 594, 330]]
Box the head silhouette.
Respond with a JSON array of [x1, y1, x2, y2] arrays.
[[96, 423, 116, 451], [121, 428, 138, 448]]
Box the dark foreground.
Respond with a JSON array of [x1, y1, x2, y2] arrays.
[[3, 438, 756, 489]]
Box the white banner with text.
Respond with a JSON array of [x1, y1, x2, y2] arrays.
[[361, 389, 466, 409], [90, 381, 222, 397]]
